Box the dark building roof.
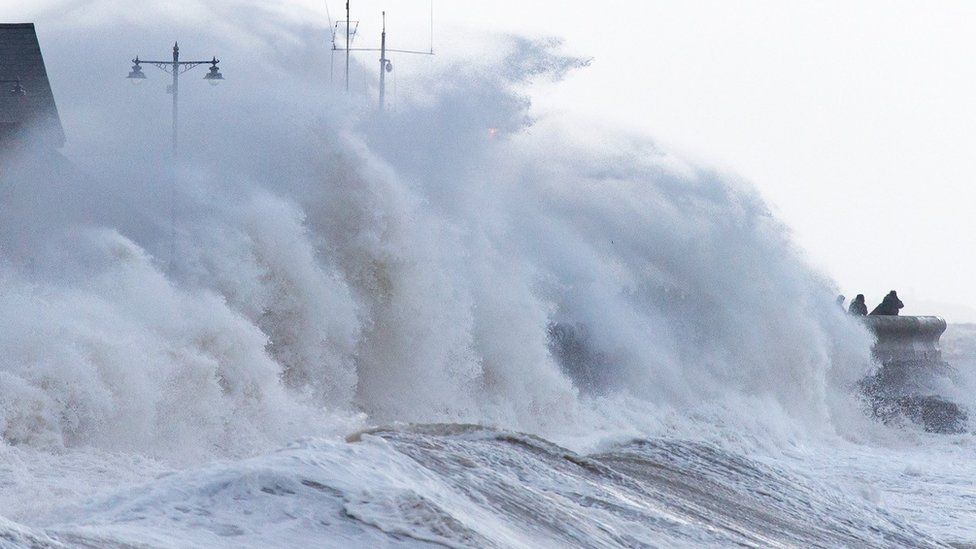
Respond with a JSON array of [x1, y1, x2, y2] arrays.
[[0, 23, 64, 147]]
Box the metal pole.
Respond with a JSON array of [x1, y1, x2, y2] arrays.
[[172, 42, 179, 155], [379, 11, 387, 111], [170, 42, 180, 272], [345, 1, 350, 92]]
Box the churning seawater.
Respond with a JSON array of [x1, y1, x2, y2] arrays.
[[0, 22, 973, 548]]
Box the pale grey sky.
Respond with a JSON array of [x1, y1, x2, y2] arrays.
[[382, 0, 976, 321], [8, 1, 976, 320]]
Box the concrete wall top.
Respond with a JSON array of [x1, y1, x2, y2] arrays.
[[862, 316, 946, 342]]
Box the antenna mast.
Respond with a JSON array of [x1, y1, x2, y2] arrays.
[[332, 2, 434, 109], [379, 12, 388, 109], [330, 1, 358, 92], [345, 1, 350, 92]]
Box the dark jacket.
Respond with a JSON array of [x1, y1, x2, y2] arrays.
[[870, 292, 904, 316], [848, 299, 868, 316]]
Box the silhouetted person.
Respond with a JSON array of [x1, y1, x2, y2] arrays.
[[848, 294, 868, 316], [836, 295, 846, 309], [870, 290, 904, 316]]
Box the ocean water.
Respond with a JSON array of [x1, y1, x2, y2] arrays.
[[0, 28, 974, 548], [1, 421, 973, 547]]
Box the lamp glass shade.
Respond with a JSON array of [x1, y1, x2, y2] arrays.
[[204, 66, 224, 85], [127, 64, 146, 80]]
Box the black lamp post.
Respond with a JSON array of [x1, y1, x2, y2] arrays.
[[125, 43, 224, 273], [126, 43, 224, 155]]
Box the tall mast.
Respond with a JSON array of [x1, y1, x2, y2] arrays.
[[379, 12, 387, 110], [335, 3, 434, 109], [171, 42, 179, 155]]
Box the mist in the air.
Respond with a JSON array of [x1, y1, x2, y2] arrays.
[[0, 1, 883, 463]]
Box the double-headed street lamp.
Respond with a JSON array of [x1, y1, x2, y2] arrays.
[[126, 43, 223, 272], [127, 42, 224, 155]]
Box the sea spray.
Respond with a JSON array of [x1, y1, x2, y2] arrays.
[[0, 9, 969, 546], [0, 32, 881, 459]]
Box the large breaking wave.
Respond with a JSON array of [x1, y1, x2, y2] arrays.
[[0, 37, 876, 456]]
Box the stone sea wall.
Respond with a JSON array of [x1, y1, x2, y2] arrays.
[[860, 316, 967, 433]]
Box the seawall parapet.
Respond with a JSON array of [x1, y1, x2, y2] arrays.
[[863, 315, 946, 359], [863, 316, 950, 387], [859, 315, 966, 433]]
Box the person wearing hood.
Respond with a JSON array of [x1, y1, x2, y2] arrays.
[[870, 290, 904, 316], [848, 294, 868, 315]]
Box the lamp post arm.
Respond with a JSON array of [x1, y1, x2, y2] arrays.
[[136, 59, 219, 65], [176, 62, 211, 75], [138, 60, 218, 74]]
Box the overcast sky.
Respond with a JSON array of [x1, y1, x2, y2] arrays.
[[8, 1, 976, 320]]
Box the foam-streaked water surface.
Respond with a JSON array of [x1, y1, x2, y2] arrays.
[[2, 425, 969, 548]]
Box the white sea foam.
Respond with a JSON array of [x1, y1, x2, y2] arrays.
[[0, 8, 971, 547]]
